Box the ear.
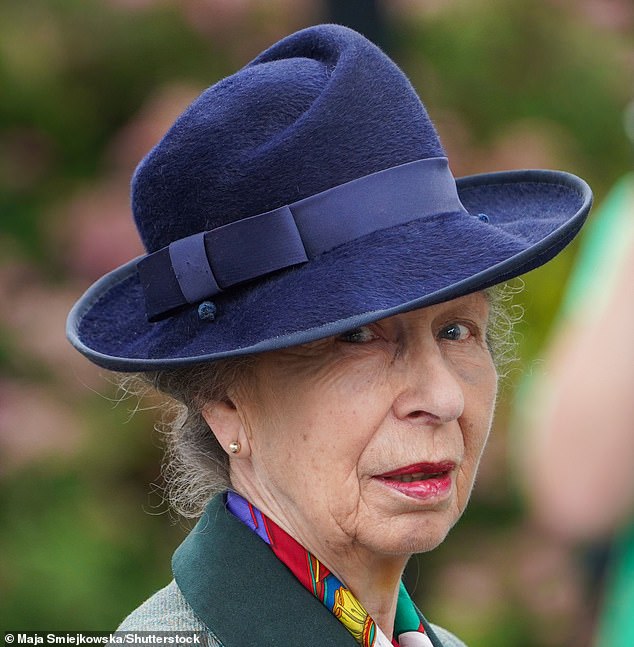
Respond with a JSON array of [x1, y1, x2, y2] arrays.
[[202, 399, 252, 458]]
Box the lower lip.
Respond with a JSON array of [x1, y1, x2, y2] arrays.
[[376, 472, 453, 501]]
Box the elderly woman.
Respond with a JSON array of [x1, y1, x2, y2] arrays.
[[67, 25, 591, 647]]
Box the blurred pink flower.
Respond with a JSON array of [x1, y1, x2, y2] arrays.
[[437, 117, 575, 178], [52, 83, 217, 285], [105, 0, 168, 10], [51, 179, 143, 282], [178, 0, 321, 61], [107, 83, 203, 175], [181, 0, 252, 29], [483, 120, 577, 173], [0, 379, 83, 473], [549, 0, 633, 32], [382, 0, 461, 19], [0, 262, 103, 391]]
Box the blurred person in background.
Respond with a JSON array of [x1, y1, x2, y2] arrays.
[[514, 102, 634, 647], [66, 24, 592, 646]]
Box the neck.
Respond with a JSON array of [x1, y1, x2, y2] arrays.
[[328, 550, 406, 639], [230, 482, 407, 639]]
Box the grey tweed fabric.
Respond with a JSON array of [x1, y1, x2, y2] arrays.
[[116, 580, 467, 647]]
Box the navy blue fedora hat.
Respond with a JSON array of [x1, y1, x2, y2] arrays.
[[67, 24, 592, 371]]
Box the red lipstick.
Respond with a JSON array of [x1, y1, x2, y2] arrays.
[[375, 461, 455, 501]]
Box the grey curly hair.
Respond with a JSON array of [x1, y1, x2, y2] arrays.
[[123, 284, 521, 519]]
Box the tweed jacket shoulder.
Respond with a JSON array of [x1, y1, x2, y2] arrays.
[[116, 496, 467, 647], [117, 580, 467, 647]]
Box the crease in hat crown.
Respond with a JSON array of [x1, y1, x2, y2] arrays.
[[66, 23, 592, 371], [131, 24, 445, 255]]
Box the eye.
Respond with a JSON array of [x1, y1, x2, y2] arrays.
[[338, 326, 379, 344], [439, 322, 472, 341]]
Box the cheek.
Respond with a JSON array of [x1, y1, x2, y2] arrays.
[[463, 362, 498, 463], [259, 354, 387, 434], [455, 376, 496, 514], [249, 367, 389, 492]]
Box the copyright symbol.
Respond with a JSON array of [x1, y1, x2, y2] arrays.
[[5, 634, 15, 644]]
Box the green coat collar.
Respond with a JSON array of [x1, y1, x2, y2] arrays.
[[173, 494, 445, 646]]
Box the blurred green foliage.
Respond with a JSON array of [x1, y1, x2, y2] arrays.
[[1, 0, 631, 643], [1, 1, 229, 263]]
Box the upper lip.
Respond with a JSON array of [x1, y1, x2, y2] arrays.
[[376, 461, 456, 478]]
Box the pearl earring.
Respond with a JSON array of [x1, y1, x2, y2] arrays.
[[229, 441, 241, 454]]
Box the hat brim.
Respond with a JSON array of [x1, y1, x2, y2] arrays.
[[67, 169, 591, 371]]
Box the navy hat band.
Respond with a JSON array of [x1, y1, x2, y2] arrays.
[[138, 156, 468, 321]]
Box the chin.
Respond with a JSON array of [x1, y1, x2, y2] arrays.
[[365, 511, 457, 558], [400, 526, 452, 555]]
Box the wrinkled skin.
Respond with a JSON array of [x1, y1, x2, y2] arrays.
[[204, 292, 498, 633]]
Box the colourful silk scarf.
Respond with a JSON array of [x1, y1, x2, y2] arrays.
[[226, 491, 434, 647]]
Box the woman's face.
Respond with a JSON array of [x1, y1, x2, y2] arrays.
[[229, 292, 498, 563]]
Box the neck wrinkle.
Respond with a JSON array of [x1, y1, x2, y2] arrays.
[[229, 476, 408, 640]]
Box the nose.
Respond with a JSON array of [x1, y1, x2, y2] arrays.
[[391, 345, 465, 424]]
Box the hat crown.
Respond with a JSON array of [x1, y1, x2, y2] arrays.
[[131, 24, 444, 253]]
